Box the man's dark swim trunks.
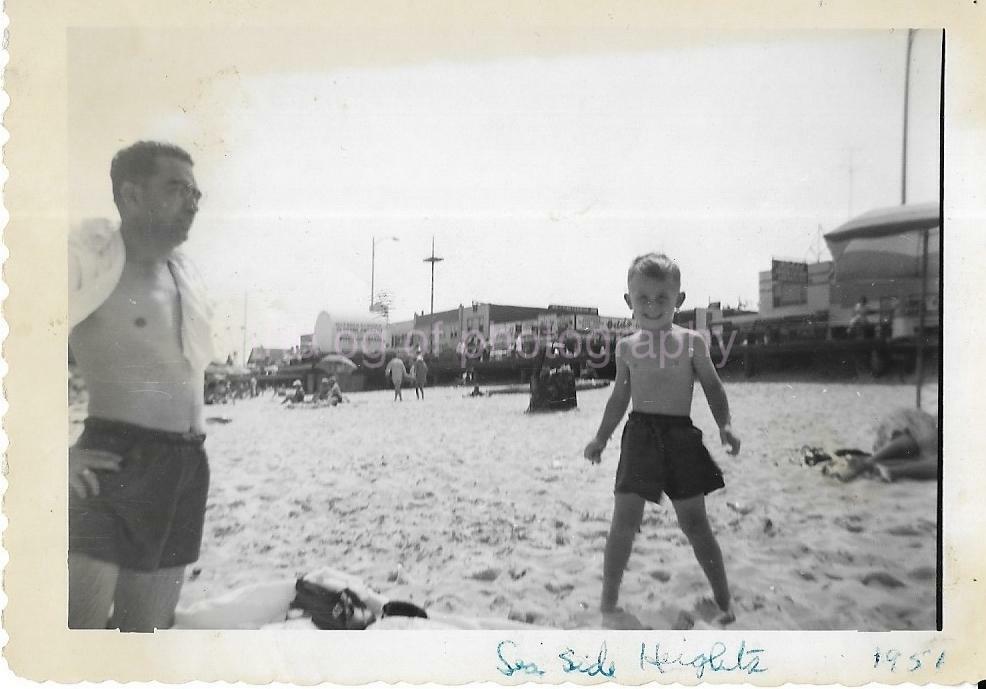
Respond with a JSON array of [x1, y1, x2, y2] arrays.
[[615, 412, 724, 503], [69, 417, 210, 571]]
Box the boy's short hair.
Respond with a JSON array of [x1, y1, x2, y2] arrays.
[[627, 252, 681, 286], [110, 141, 194, 208]]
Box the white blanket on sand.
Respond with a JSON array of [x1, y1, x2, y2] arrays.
[[69, 218, 214, 371], [174, 566, 538, 630]]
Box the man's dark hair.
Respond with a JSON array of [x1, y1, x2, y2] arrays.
[[110, 141, 194, 208]]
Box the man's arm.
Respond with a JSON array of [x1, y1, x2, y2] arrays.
[[692, 333, 740, 454], [585, 339, 632, 462]]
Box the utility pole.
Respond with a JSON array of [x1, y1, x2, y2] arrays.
[[241, 291, 248, 367], [423, 236, 444, 354]]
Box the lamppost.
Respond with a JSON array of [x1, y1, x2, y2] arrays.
[[371, 235, 399, 311], [423, 235, 444, 354]]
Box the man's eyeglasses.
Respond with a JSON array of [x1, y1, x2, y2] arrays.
[[168, 181, 204, 203]]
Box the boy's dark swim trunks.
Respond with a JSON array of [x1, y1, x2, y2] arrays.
[[615, 412, 724, 503], [69, 417, 210, 571]]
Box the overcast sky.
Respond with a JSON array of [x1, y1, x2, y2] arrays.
[[68, 28, 941, 356]]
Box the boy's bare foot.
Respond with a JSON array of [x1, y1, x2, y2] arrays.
[[716, 606, 736, 626], [600, 606, 646, 630], [696, 596, 735, 626]]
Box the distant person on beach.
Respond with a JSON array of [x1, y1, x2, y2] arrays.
[[325, 376, 345, 405], [411, 354, 429, 400], [282, 379, 305, 404], [386, 355, 408, 401], [583, 252, 741, 626], [849, 296, 872, 339], [316, 377, 332, 403], [68, 141, 212, 631]]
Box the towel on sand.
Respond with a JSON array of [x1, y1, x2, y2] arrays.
[[69, 218, 214, 371], [173, 566, 540, 630]]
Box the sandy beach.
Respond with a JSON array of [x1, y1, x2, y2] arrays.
[[69, 380, 938, 631]]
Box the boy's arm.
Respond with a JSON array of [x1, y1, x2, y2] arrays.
[[692, 334, 741, 454], [585, 339, 632, 462]]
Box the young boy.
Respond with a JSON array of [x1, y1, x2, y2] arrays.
[[584, 252, 741, 625]]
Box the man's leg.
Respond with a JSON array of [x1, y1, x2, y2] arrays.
[[109, 566, 186, 632], [601, 491, 645, 612], [69, 552, 119, 629], [672, 495, 733, 620]]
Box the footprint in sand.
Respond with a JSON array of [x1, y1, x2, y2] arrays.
[[470, 567, 501, 582], [544, 581, 574, 596], [886, 524, 921, 537], [834, 516, 865, 533], [648, 569, 671, 583], [860, 571, 906, 588], [907, 566, 936, 582]]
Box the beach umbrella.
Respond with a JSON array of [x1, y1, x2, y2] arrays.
[[226, 364, 253, 378], [317, 354, 358, 375], [205, 361, 234, 379], [825, 202, 940, 409], [824, 203, 940, 281]]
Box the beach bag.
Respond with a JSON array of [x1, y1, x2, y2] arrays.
[[290, 579, 377, 630], [290, 579, 430, 630]]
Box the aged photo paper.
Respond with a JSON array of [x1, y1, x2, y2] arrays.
[[3, 0, 985, 684]]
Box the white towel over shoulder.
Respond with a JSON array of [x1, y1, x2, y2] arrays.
[[68, 218, 126, 331], [69, 218, 215, 372]]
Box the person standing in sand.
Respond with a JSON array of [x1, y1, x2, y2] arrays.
[[583, 252, 741, 626], [68, 141, 212, 631], [411, 353, 429, 400], [385, 355, 408, 401]]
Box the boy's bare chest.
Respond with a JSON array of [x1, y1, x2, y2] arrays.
[[626, 353, 693, 379]]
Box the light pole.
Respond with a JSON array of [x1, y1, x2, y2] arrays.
[[423, 235, 444, 354], [370, 235, 399, 311]]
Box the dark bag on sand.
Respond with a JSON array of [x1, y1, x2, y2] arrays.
[[290, 579, 429, 630], [290, 579, 376, 630]]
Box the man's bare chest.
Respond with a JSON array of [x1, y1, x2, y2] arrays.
[[87, 266, 183, 350]]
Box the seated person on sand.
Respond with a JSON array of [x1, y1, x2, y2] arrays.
[[835, 407, 938, 482], [316, 377, 332, 404], [325, 376, 345, 405], [281, 379, 306, 405]]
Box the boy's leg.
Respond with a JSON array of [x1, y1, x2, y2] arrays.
[[68, 552, 119, 629], [601, 491, 645, 611], [671, 495, 731, 617], [109, 565, 186, 632]]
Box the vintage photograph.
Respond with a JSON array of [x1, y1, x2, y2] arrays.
[[8, 2, 984, 684], [63, 26, 942, 634]]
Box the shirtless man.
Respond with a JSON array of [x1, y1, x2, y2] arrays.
[[68, 141, 212, 631]]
